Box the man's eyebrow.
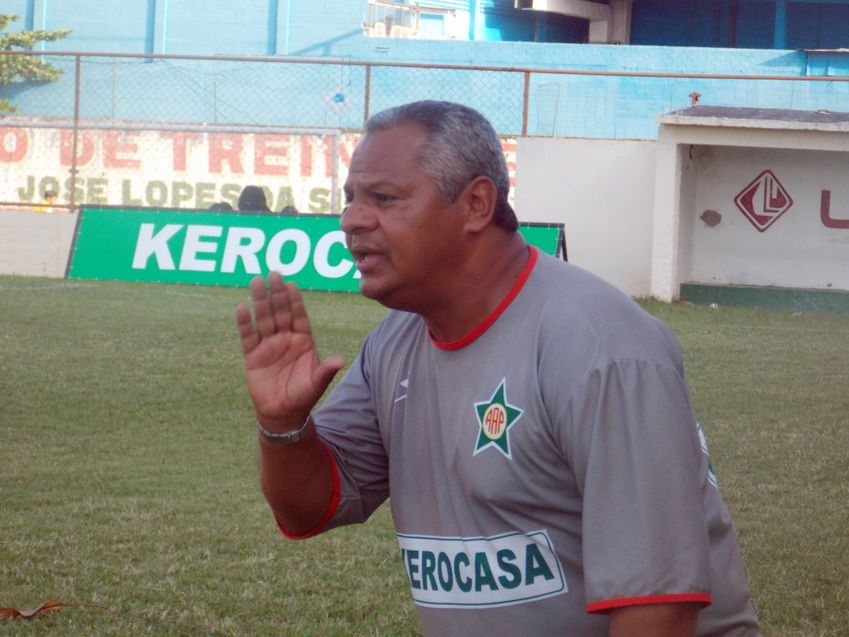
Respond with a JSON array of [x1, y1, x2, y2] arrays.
[[360, 180, 401, 191], [343, 180, 398, 200], [344, 177, 414, 198]]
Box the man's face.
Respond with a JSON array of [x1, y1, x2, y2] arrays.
[[341, 123, 466, 311]]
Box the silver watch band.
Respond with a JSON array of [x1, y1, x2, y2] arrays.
[[257, 414, 312, 446]]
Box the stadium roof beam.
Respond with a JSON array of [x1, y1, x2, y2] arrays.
[[514, 0, 634, 44]]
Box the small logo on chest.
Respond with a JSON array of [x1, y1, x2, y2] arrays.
[[473, 379, 524, 459]]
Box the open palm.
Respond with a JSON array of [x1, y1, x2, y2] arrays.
[[236, 273, 344, 428]]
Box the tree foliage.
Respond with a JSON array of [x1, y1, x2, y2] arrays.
[[0, 14, 70, 113]]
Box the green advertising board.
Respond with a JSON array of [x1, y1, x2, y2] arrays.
[[68, 207, 565, 291]]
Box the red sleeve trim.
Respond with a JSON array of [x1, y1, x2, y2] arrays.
[[432, 245, 538, 351], [276, 440, 342, 540], [587, 593, 712, 613]]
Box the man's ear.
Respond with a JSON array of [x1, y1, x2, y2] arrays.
[[458, 176, 498, 234]]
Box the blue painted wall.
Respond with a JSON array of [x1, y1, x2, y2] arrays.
[[0, 0, 367, 54], [5, 1, 849, 50], [1, 0, 849, 140]]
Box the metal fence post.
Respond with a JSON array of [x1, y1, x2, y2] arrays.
[[522, 71, 530, 137], [70, 54, 82, 212], [364, 64, 372, 127], [331, 132, 340, 213]]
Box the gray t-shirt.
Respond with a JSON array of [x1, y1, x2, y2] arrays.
[[306, 248, 760, 636]]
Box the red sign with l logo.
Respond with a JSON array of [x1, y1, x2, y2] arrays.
[[734, 170, 794, 232]]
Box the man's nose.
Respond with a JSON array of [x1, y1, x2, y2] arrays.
[[340, 198, 377, 234]]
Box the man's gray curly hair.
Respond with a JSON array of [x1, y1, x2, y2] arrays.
[[365, 100, 518, 232]]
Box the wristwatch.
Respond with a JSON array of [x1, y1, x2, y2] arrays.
[[257, 415, 312, 446]]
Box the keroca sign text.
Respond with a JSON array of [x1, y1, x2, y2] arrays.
[[67, 207, 563, 291]]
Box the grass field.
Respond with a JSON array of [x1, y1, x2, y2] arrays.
[[1, 275, 848, 636]]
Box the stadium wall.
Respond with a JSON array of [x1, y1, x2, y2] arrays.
[[515, 126, 849, 300], [5, 45, 849, 142], [3, 1, 849, 301], [651, 117, 849, 301], [514, 137, 656, 297], [0, 0, 591, 49], [4, 0, 849, 140], [5, 0, 849, 50], [0, 210, 75, 276], [6, 127, 849, 302]]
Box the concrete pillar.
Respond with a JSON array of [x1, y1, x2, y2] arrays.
[[609, 0, 633, 45], [588, 19, 610, 44], [650, 128, 683, 301], [273, 0, 292, 55], [152, 0, 168, 54], [469, 0, 478, 40], [31, 0, 47, 29], [31, 0, 47, 49]]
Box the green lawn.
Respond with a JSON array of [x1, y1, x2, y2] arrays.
[[1, 276, 847, 636]]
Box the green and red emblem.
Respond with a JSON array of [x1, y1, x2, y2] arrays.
[[473, 379, 524, 458]]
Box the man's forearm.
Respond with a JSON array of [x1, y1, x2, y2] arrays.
[[608, 603, 699, 637], [259, 424, 335, 537]]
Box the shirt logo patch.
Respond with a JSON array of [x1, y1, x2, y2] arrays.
[[397, 529, 568, 608], [473, 379, 524, 458]]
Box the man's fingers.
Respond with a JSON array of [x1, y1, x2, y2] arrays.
[[286, 282, 314, 336], [250, 276, 276, 338], [241, 275, 311, 355], [268, 272, 293, 333], [235, 303, 260, 354]]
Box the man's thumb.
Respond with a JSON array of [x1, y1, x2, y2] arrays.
[[313, 356, 345, 393]]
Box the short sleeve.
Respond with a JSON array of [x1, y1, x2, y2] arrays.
[[312, 334, 390, 531], [562, 359, 713, 612]]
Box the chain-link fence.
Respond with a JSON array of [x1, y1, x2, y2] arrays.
[[2, 51, 848, 212]]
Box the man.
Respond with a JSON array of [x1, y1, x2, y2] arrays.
[[235, 101, 761, 636], [34, 189, 58, 213], [237, 185, 271, 212]]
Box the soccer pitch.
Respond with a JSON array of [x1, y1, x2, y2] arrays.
[[1, 275, 848, 636]]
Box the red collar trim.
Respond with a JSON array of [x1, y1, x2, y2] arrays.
[[431, 246, 537, 351]]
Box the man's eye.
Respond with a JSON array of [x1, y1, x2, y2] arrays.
[[374, 193, 395, 205]]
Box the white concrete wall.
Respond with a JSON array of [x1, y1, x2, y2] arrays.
[[0, 211, 78, 277], [687, 145, 849, 290], [514, 137, 656, 297], [8, 131, 846, 299]]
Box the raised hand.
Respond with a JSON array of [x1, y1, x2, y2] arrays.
[[235, 272, 345, 430]]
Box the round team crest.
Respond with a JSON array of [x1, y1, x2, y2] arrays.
[[482, 404, 508, 440]]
